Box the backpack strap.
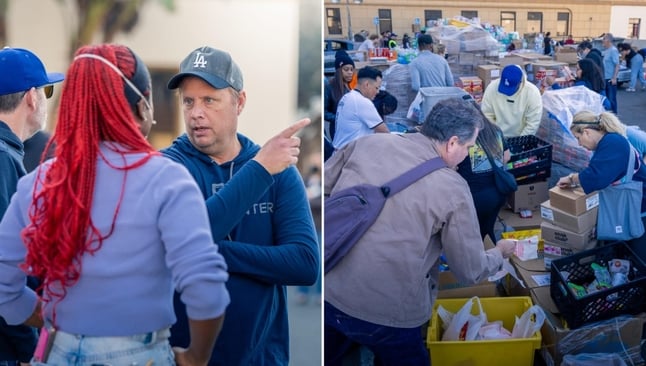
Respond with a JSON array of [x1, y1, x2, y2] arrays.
[[380, 157, 446, 197]]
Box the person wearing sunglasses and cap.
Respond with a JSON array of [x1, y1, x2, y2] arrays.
[[0, 46, 63, 366]]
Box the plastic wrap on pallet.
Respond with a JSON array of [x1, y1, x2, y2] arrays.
[[541, 86, 605, 130], [556, 315, 645, 365], [382, 63, 418, 128], [536, 86, 606, 170], [428, 24, 500, 55], [536, 112, 591, 171]]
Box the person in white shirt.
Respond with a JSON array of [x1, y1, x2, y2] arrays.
[[332, 67, 389, 150], [357, 34, 379, 61]]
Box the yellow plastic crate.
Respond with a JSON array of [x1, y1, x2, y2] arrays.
[[426, 296, 541, 366]]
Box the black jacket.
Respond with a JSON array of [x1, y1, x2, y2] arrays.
[[586, 49, 605, 75]]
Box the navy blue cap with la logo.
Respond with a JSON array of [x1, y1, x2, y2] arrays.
[[167, 46, 243, 91]]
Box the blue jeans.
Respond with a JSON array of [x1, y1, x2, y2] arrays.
[[629, 54, 646, 89], [324, 302, 430, 366], [606, 80, 618, 114], [31, 328, 175, 366]]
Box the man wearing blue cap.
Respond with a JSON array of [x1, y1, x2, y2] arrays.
[[0, 46, 63, 366], [481, 64, 543, 137]]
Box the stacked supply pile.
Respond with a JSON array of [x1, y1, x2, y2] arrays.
[[381, 63, 417, 128], [455, 76, 483, 103], [540, 187, 599, 269]]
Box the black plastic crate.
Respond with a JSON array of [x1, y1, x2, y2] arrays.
[[550, 242, 646, 328], [506, 135, 552, 185]]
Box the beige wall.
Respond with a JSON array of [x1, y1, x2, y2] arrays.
[[325, 1, 646, 42], [7, 0, 304, 146]]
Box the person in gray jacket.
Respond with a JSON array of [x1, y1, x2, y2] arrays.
[[324, 97, 516, 366]]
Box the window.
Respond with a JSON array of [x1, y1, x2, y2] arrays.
[[501, 11, 516, 32], [424, 10, 442, 27], [629, 18, 641, 38], [326, 8, 342, 35], [148, 69, 180, 148], [527, 12, 543, 33], [378, 9, 392, 35], [557, 12, 570, 37], [461, 10, 478, 20]]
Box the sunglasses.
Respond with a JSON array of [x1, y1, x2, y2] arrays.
[[42, 85, 54, 99]]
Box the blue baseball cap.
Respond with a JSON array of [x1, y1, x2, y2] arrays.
[[0, 47, 64, 96], [498, 64, 524, 96]]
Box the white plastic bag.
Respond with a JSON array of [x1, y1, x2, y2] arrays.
[[441, 296, 487, 341], [511, 304, 546, 339], [478, 320, 512, 340], [406, 91, 423, 123]]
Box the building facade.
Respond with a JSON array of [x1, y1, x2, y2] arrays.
[[325, 0, 646, 43]]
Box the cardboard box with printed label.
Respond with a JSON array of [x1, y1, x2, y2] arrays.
[[505, 256, 551, 297], [542, 241, 591, 269], [540, 200, 598, 233], [476, 64, 501, 89], [548, 187, 599, 216], [507, 181, 549, 213], [540, 221, 597, 251]]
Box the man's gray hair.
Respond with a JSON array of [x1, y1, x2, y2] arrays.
[[0, 91, 25, 113], [604, 33, 614, 42], [420, 97, 484, 143]]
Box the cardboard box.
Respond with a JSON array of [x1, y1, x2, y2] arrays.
[[476, 64, 501, 89], [505, 257, 551, 297], [548, 187, 599, 216], [540, 200, 598, 233], [507, 181, 549, 213], [554, 52, 578, 64], [499, 208, 543, 231], [543, 241, 585, 269], [438, 236, 499, 298], [539, 310, 645, 366], [499, 54, 526, 67], [437, 270, 499, 298], [540, 221, 597, 251]]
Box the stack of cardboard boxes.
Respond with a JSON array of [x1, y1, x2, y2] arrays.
[[540, 187, 600, 269], [455, 76, 483, 103], [504, 187, 645, 366]]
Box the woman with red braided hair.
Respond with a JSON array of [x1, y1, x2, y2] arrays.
[[0, 44, 229, 365]]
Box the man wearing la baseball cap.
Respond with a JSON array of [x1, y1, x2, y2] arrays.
[[0, 46, 63, 365], [162, 47, 318, 365], [480, 64, 543, 137]]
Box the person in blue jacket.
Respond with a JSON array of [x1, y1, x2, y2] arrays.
[[162, 46, 319, 366], [557, 110, 646, 261], [0, 46, 63, 366]]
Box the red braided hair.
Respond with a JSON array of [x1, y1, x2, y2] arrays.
[[20, 44, 158, 311]]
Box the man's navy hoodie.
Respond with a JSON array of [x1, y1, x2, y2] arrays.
[[0, 121, 37, 363], [163, 133, 319, 365]]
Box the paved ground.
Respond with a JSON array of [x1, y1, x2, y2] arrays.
[[288, 285, 322, 366], [616, 84, 646, 129]]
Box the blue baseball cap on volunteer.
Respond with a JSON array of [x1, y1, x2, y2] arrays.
[[167, 46, 243, 92], [0, 47, 64, 96], [498, 64, 524, 96]]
